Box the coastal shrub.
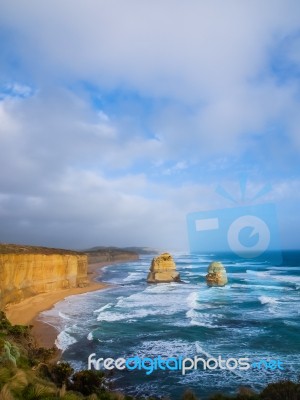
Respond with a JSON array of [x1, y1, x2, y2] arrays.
[[210, 386, 259, 400], [87, 394, 98, 400], [209, 394, 233, 400], [209, 394, 259, 400], [50, 362, 74, 387], [0, 312, 30, 340], [0, 384, 14, 400], [259, 380, 300, 400], [16, 354, 31, 369], [21, 382, 57, 399], [69, 370, 106, 396], [61, 393, 84, 400], [107, 392, 127, 400], [0, 367, 12, 387], [28, 346, 56, 365], [0, 312, 12, 332], [182, 389, 199, 400], [0, 369, 28, 400], [96, 392, 126, 400], [8, 324, 30, 338], [0, 340, 20, 367], [236, 386, 258, 399]]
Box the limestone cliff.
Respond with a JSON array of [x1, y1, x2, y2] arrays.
[[147, 252, 180, 283], [0, 244, 88, 308], [206, 261, 228, 287]]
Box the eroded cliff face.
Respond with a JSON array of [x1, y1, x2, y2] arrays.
[[0, 246, 88, 308]]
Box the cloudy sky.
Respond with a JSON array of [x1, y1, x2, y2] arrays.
[[0, 0, 300, 251]]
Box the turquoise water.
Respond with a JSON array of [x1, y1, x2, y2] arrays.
[[39, 251, 300, 399]]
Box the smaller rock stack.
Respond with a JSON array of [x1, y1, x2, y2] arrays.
[[206, 261, 228, 287], [147, 252, 180, 283]]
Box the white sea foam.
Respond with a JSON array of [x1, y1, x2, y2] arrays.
[[58, 311, 72, 320], [96, 284, 193, 321], [178, 264, 196, 269], [172, 320, 191, 327], [258, 295, 278, 305], [113, 285, 193, 317], [97, 311, 124, 322], [195, 342, 213, 358], [55, 330, 77, 352], [267, 266, 300, 271], [228, 272, 250, 279], [123, 272, 145, 282], [272, 275, 300, 284], [190, 319, 215, 328], [231, 283, 289, 291], [94, 303, 113, 313], [87, 332, 93, 341], [183, 271, 197, 276], [97, 308, 164, 322], [187, 291, 199, 309], [246, 270, 271, 278], [131, 339, 195, 359], [283, 320, 300, 327], [144, 282, 184, 293], [186, 309, 222, 328]]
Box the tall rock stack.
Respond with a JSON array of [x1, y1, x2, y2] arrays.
[[206, 261, 228, 287], [147, 253, 180, 283]]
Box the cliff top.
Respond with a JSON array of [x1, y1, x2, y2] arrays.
[[85, 246, 158, 255], [0, 243, 85, 255]]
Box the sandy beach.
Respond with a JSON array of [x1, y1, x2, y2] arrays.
[[5, 261, 123, 349]]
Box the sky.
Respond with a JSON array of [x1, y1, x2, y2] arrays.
[[0, 0, 300, 251]]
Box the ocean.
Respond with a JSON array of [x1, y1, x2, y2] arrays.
[[38, 251, 300, 399]]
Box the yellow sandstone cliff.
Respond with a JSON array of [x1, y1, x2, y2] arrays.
[[205, 261, 228, 287], [147, 252, 180, 283], [0, 244, 88, 308]]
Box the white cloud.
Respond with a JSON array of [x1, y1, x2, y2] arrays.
[[1, 1, 300, 154], [163, 161, 188, 175], [1, 1, 299, 90], [0, 1, 300, 249]]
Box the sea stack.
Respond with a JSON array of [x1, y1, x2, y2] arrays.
[[206, 261, 228, 287], [147, 252, 180, 283]]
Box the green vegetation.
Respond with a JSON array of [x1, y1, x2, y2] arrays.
[[85, 247, 138, 263], [188, 381, 300, 400], [0, 243, 84, 255], [0, 311, 131, 399], [85, 246, 158, 256], [0, 310, 299, 399]]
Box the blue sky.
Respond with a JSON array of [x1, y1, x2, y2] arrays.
[[0, 0, 300, 251]]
